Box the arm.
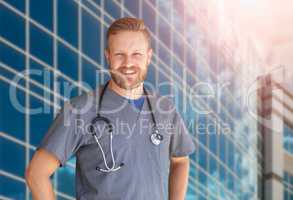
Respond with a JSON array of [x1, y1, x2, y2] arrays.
[[168, 156, 190, 200], [25, 148, 60, 200]]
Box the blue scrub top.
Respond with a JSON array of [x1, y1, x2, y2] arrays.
[[38, 83, 196, 200]]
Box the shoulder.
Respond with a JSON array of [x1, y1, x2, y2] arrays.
[[64, 84, 104, 111], [146, 87, 177, 118]]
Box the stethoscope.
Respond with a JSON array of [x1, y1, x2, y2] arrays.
[[89, 81, 163, 173]]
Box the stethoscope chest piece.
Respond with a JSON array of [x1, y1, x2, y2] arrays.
[[150, 128, 163, 146]]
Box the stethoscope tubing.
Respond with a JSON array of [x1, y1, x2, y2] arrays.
[[91, 81, 162, 173]]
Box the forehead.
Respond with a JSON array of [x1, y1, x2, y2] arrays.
[[108, 31, 148, 51]]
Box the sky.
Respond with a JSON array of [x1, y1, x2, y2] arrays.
[[221, 0, 293, 89]]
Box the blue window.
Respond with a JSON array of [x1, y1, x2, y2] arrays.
[[0, 4, 25, 49], [158, 69, 170, 96], [0, 67, 24, 87], [142, 1, 156, 33], [208, 131, 217, 156], [58, 0, 78, 47], [157, 0, 171, 20], [219, 133, 226, 162], [158, 18, 171, 48], [124, 0, 139, 17], [0, 137, 25, 177], [0, 175, 25, 199], [81, 0, 101, 18], [30, 24, 53, 66], [58, 42, 78, 81], [198, 145, 207, 169], [145, 63, 156, 88], [30, 0, 53, 31], [284, 124, 293, 155], [198, 169, 207, 187], [186, 72, 196, 89], [197, 115, 207, 146], [30, 96, 53, 146], [105, 0, 121, 19], [82, 58, 99, 90], [226, 172, 234, 192], [57, 165, 75, 196], [219, 163, 226, 185], [227, 140, 234, 171], [186, 47, 196, 73], [209, 155, 217, 177], [0, 81, 25, 140], [0, 42, 25, 71], [172, 59, 183, 80], [172, 6, 184, 36], [158, 44, 171, 66], [29, 59, 54, 92], [173, 32, 184, 61], [29, 82, 52, 103], [3, 0, 25, 13], [175, 85, 184, 113], [82, 9, 101, 63]]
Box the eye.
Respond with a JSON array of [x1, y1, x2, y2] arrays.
[[133, 52, 142, 56], [114, 53, 123, 57]]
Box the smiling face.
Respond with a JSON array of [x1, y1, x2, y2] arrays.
[[105, 31, 153, 90]]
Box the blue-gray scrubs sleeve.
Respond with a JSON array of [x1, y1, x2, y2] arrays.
[[170, 110, 196, 157], [37, 102, 83, 167]]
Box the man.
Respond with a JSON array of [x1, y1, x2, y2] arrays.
[[26, 17, 195, 200]]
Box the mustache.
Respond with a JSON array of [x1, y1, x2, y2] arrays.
[[117, 66, 139, 73]]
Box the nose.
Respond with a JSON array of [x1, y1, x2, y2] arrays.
[[122, 55, 134, 68]]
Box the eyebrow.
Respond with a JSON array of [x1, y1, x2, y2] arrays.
[[114, 49, 144, 53]]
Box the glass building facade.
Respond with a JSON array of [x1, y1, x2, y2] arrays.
[[0, 0, 265, 199]]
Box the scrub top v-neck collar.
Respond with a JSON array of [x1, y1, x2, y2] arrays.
[[98, 85, 147, 128]]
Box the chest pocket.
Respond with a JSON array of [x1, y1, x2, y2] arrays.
[[77, 120, 130, 175]]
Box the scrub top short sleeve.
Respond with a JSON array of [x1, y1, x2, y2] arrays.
[[170, 109, 196, 157], [37, 102, 84, 167]]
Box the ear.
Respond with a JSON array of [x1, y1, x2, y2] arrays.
[[147, 48, 153, 65], [104, 48, 110, 64]]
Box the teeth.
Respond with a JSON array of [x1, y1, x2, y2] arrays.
[[124, 70, 135, 74]]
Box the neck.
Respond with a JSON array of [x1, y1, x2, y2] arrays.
[[108, 80, 144, 100]]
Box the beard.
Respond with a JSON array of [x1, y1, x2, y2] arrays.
[[110, 65, 147, 90]]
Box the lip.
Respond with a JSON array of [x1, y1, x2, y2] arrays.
[[120, 68, 138, 75], [122, 71, 136, 75]]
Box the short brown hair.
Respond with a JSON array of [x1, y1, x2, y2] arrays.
[[106, 17, 151, 48]]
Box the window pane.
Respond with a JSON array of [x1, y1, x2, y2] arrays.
[[58, 0, 78, 47], [58, 42, 78, 81], [29, 59, 54, 91], [82, 9, 101, 63], [142, 1, 156, 33], [198, 145, 207, 169], [124, 0, 139, 17], [0, 4, 25, 49], [104, 0, 121, 19], [57, 166, 75, 196], [30, 0, 53, 31], [30, 24, 53, 66], [0, 81, 25, 140], [0, 137, 25, 177], [30, 96, 53, 146], [0, 42, 25, 71], [146, 63, 156, 88], [3, 0, 25, 13], [82, 58, 99, 90], [158, 17, 171, 48], [0, 175, 26, 199]]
